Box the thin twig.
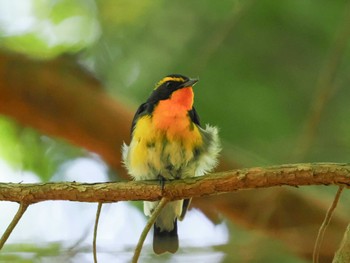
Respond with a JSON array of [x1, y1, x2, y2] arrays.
[[93, 202, 103, 263], [132, 197, 170, 263], [0, 202, 29, 250], [313, 186, 344, 263]]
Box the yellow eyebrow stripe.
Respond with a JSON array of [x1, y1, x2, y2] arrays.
[[155, 77, 185, 89]]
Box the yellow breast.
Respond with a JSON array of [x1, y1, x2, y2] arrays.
[[128, 110, 202, 179]]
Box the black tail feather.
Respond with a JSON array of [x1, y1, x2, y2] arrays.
[[153, 219, 179, 254]]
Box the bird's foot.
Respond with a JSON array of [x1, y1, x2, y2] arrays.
[[158, 175, 165, 194]]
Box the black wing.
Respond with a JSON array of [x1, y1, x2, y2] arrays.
[[188, 107, 201, 127], [182, 107, 202, 220], [130, 102, 149, 136]]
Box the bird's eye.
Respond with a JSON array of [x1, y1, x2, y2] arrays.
[[165, 82, 172, 88]]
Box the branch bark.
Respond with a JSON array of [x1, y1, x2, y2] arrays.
[[0, 163, 349, 203]]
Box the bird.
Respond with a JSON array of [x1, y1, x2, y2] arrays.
[[122, 74, 220, 254]]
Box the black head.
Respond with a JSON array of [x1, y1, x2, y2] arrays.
[[147, 74, 198, 104]]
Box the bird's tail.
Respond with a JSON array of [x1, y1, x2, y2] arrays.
[[153, 219, 179, 254]]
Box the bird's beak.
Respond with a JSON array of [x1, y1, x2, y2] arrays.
[[181, 78, 198, 88]]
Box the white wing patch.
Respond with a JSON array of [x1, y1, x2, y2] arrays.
[[195, 124, 221, 176], [121, 142, 130, 170]]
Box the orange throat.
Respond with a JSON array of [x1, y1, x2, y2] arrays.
[[153, 87, 194, 133]]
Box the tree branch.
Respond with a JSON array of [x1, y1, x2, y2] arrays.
[[0, 163, 349, 204]]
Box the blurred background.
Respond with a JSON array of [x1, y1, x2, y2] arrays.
[[0, 0, 350, 262]]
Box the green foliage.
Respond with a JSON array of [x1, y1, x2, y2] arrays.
[[223, 222, 309, 263], [0, 117, 84, 181], [0, 0, 100, 58], [89, 0, 350, 167]]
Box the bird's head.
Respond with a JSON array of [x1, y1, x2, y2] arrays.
[[147, 74, 198, 108]]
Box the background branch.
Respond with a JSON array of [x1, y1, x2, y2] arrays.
[[0, 52, 132, 173]]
